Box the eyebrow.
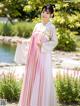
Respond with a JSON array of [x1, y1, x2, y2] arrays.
[[42, 9, 50, 13]]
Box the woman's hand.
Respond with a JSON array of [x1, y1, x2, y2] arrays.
[[40, 35, 50, 43]]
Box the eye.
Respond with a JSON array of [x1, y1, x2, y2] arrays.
[[47, 12, 49, 14], [46, 11, 50, 14]]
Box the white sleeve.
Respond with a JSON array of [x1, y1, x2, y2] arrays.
[[31, 23, 38, 38], [41, 25, 58, 52], [32, 23, 38, 33]]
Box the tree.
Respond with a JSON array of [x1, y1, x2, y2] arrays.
[[0, 0, 27, 21]]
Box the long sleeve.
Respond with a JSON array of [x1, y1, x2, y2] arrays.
[[41, 25, 58, 52], [32, 23, 38, 33]]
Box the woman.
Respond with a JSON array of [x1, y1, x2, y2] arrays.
[[18, 4, 58, 106]]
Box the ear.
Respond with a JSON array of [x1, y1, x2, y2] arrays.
[[51, 14, 53, 18]]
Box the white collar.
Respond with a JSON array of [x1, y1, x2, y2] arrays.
[[41, 21, 50, 26]]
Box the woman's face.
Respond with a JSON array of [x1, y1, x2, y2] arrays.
[[41, 10, 51, 23]]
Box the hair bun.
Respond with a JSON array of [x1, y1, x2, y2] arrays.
[[51, 4, 55, 8]]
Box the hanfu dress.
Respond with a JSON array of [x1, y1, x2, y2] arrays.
[[18, 21, 58, 106]]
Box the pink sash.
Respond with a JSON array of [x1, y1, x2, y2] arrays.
[[19, 31, 46, 106]]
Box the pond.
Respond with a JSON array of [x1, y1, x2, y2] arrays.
[[0, 43, 16, 63]]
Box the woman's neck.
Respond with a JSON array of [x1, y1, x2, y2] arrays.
[[41, 20, 50, 25]]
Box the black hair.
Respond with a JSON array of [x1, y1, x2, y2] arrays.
[[41, 4, 55, 18]]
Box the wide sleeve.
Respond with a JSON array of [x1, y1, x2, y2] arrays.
[[32, 23, 38, 33], [41, 25, 58, 52]]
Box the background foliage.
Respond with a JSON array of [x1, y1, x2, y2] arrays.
[[0, 0, 80, 51]]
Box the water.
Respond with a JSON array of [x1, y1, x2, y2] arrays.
[[0, 43, 16, 63]]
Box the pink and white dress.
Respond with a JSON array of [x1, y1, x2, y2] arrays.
[[18, 21, 58, 106]]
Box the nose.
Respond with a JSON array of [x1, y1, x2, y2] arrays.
[[42, 12, 47, 17]]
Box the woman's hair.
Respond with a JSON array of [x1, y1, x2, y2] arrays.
[[41, 4, 55, 18]]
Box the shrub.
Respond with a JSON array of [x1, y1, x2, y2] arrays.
[[11, 22, 35, 38], [55, 28, 76, 51], [2, 23, 12, 36], [56, 70, 80, 104], [0, 22, 35, 38], [0, 72, 22, 102], [32, 17, 41, 24], [0, 23, 3, 35]]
